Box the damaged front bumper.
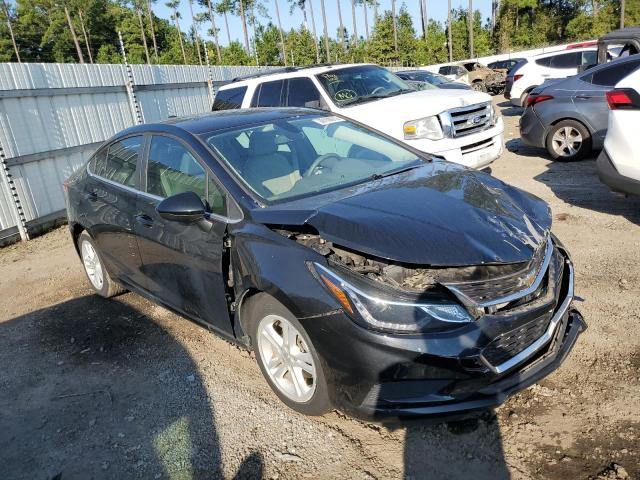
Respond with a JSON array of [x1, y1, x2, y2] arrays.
[[301, 244, 585, 421]]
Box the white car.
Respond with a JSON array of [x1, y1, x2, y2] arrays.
[[506, 48, 597, 107], [213, 64, 504, 170], [597, 67, 640, 195]]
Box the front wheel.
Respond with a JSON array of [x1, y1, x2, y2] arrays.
[[471, 81, 487, 92], [545, 120, 592, 161], [246, 293, 331, 416]]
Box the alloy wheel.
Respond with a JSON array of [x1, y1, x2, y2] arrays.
[[551, 126, 583, 158], [81, 240, 104, 290], [257, 314, 316, 403]]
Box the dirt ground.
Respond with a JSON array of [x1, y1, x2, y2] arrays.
[[0, 97, 639, 480]]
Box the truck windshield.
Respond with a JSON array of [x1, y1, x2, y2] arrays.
[[315, 65, 414, 107]]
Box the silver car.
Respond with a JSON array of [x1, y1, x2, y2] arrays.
[[519, 55, 640, 161]]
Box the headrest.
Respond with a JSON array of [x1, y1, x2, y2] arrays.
[[249, 131, 278, 156]]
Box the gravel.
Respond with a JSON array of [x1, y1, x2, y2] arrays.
[[0, 96, 638, 480]]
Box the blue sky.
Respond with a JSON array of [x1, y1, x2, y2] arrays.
[[155, 1, 493, 47]]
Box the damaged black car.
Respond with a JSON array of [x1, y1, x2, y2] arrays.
[[64, 108, 585, 420]]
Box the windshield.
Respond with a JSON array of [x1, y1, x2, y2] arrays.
[[416, 71, 453, 85], [202, 114, 424, 202], [315, 65, 414, 107]]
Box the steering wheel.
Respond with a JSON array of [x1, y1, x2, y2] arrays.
[[304, 154, 340, 177], [371, 86, 387, 95]]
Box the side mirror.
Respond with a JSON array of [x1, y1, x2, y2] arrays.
[[157, 191, 206, 223]]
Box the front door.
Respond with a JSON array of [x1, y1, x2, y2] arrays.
[[134, 134, 232, 334]]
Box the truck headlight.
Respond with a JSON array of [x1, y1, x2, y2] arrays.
[[403, 116, 444, 140], [312, 262, 473, 334]]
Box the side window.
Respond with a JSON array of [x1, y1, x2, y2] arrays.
[[102, 136, 142, 187], [535, 56, 552, 67], [550, 52, 581, 69], [582, 50, 597, 67], [439, 66, 450, 75], [287, 77, 322, 107], [91, 147, 108, 177], [212, 86, 247, 110], [590, 60, 640, 86], [146, 136, 227, 216], [251, 80, 285, 107]]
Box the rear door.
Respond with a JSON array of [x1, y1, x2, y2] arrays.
[[574, 58, 640, 145], [134, 134, 233, 334], [85, 135, 145, 286]]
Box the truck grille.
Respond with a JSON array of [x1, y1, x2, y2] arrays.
[[441, 102, 493, 138]]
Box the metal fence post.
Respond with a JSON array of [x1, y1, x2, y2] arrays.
[[0, 141, 29, 241], [118, 31, 144, 126], [204, 46, 215, 106]]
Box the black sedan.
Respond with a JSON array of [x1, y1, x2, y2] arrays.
[[64, 108, 585, 420]]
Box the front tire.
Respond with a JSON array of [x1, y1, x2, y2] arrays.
[[545, 120, 592, 161], [77, 231, 124, 298], [246, 293, 331, 416], [471, 81, 487, 92]]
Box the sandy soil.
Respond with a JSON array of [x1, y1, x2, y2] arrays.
[[0, 97, 638, 480]]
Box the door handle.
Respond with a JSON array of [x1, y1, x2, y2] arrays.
[[84, 191, 98, 202], [135, 214, 154, 228], [575, 95, 593, 100]]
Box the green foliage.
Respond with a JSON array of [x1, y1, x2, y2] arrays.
[[0, 0, 633, 65]]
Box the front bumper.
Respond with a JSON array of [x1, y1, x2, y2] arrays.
[[302, 247, 584, 421], [597, 149, 640, 196], [519, 107, 547, 148], [407, 118, 504, 169]]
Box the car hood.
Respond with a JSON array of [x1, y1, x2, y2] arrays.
[[334, 89, 491, 140], [251, 163, 551, 266]]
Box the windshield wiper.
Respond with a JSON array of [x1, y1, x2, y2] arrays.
[[369, 163, 425, 181]]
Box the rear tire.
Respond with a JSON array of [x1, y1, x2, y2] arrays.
[[545, 120, 592, 161], [77, 231, 125, 298], [471, 81, 487, 92], [246, 293, 331, 416]]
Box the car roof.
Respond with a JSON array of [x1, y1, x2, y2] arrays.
[[115, 108, 323, 138], [220, 63, 376, 89], [535, 46, 596, 59]]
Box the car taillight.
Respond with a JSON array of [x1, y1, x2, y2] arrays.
[[606, 88, 640, 110], [514, 74, 523, 82], [526, 94, 554, 107]]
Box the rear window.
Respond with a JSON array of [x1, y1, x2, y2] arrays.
[[535, 56, 552, 67], [584, 59, 640, 86], [212, 86, 247, 111], [549, 52, 581, 69]]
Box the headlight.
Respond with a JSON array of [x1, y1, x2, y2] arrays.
[[403, 116, 444, 140], [311, 262, 473, 334]]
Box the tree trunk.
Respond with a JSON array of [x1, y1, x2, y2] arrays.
[[468, 0, 474, 58], [307, 0, 320, 63], [173, 9, 187, 63], [350, 0, 358, 41], [137, 8, 151, 64], [146, 0, 159, 61], [238, 0, 250, 54], [77, 10, 93, 63], [373, 0, 378, 23], [63, 4, 85, 63], [391, 0, 398, 54], [273, 0, 287, 65], [447, 0, 452, 62], [320, 0, 330, 62], [2, 1, 21, 62], [187, 0, 202, 65], [222, 9, 231, 45], [620, 0, 625, 28], [362, 1, 369, 41], [206, 0, 222, 62], [419, 0, 426, 40], [336, 0, 344, 48], [423, 0, 429, 43]]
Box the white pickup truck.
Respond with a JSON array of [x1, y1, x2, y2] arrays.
[[213, 63, 504, 170]]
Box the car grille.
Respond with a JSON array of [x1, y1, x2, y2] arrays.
[[441, 102, 493, 138], [443, 239, 551, 308], [481, 314, 553, 366]]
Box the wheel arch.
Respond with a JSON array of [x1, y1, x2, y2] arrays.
[[545, 116, 593, 145]]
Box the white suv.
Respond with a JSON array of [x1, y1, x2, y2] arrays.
[[213, 64, 504, 170], [506, 48, 597, 107], [597, 67, 640, 195]]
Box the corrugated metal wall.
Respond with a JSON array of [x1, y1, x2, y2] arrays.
[[0, 62, 269, 242]]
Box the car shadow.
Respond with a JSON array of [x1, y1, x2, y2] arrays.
[[496, 101, 523, 117], [533, 154, 640, 225], [505, 138, 547, 157], [0, 294, 263, 479]]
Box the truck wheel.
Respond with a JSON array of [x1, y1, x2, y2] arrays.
[[546, 120, 592, 161], [246, 293, 331, 416], [471, 81, 487, 92]]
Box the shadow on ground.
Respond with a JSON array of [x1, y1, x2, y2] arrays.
[[497, 101, 523, 117], [0, 294, 262, 479]]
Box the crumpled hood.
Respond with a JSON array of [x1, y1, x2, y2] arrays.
[[251, 163, 551, 266]]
